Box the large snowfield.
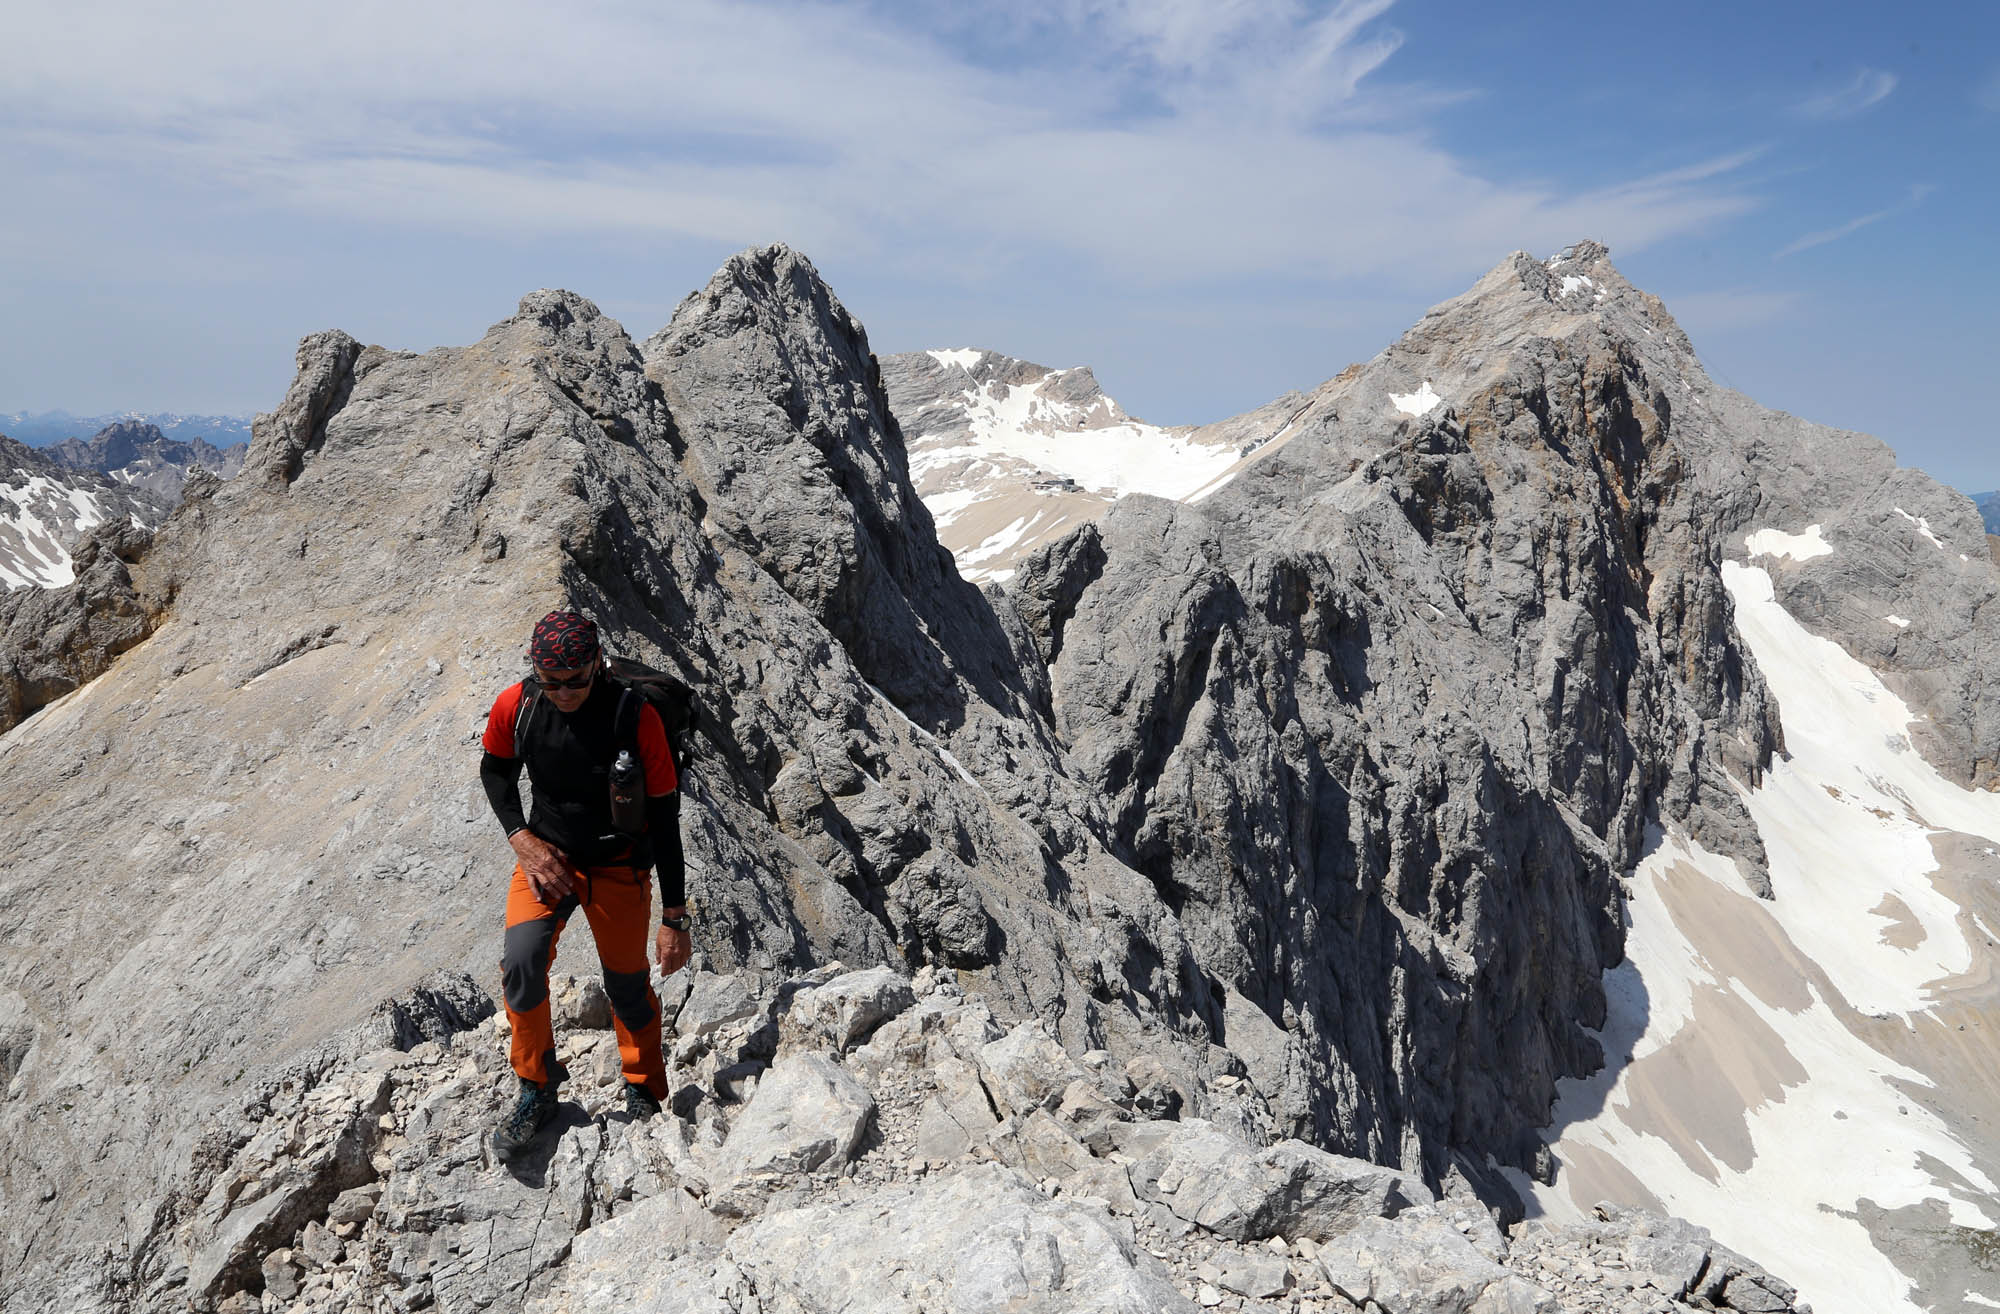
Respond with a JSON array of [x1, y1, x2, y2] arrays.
[[1526, 529, 2000, 1314]]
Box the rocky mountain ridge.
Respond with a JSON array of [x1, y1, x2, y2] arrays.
[[0, 241, 1992, 1313], [0, 408, 254, 450], [51, 419, 249, 500]]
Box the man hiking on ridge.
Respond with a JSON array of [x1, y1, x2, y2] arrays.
[[479, 610, 691, 1155]]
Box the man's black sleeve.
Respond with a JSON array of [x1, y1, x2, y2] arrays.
[[650, 790, 684, 912], [481, 752, 529, 836]]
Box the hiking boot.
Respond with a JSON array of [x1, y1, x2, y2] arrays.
[[494, 1077, 558, 1155], [624, 1081, 662, 1122]]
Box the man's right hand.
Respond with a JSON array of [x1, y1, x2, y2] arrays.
[[509, 830, 576, 906]]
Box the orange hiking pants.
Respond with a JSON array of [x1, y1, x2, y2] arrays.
[[500, 860, 668, 1099]]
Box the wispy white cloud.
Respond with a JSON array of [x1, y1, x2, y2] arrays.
[[1793, 68, 1897, 120], [1775, 184, 1933, 259], [0, 0, 1760, 293]]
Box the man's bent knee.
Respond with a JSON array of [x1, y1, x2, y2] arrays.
[[602, 967, 657, 1032]]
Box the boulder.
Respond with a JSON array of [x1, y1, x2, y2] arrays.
[[709, 1052, 875, 1190], [912, 1056, 1001, 1161], [979, 1022, 1087, 1120], [1055, 1079, 1128, 1154], [784, 965, 915, 1052], [1125, 1054, 1187, 1120], [1317, 1211, 1558, 1314], [1065, 1158, 1141, 1215], [259, 1250, 301, 1302], [538, 1163, 1195, 1314], [1129, 1120, 1433, 1243], [1214, 1251, 1292, 1300], [183, 1070, 391, 1297], [326, 1182, 382, 1227], [1584, 1202, 1801, 1311], [1011, 1109, 1095, 1182], [677, 972, 765, 1039], [549, 973, 613, 1030]]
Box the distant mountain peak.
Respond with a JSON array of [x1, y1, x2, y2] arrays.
[[0, 408, 254, 450]]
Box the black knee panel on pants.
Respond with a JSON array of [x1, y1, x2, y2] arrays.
[[502, 917, 561, 1013], [602, 967, 657, 1032]]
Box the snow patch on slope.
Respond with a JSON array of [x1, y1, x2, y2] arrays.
[[1725, 558, 1997, 1009], [1389, 381, 1442, 417], [1894, 508, 1945, 551], [927, 349, 983, 372], [921, 373, 1238, 501], [1744, 525, 1832, 562], [1534, 828, 1994, 1314]]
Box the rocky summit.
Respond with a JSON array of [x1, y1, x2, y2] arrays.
[[0, 241, 1993, 1314]]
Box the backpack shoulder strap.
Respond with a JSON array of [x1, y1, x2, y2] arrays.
[[512, 679, 543, 757], [611, 682, 642, 751]]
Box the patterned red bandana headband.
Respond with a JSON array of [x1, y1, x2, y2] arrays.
[[530, 611, 600, 669]]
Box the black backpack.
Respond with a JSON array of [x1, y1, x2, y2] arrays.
[[512, 655, 698, 779]]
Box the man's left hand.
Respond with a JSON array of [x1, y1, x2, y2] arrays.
[[656, 921, 692, 977]]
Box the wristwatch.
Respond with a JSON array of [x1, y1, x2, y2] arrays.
[[661, 912, 692, 931]]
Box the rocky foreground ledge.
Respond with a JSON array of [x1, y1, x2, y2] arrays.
[[172, 966, 1807, 1314]]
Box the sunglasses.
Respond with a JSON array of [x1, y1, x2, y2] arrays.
[[536, 664, 596, 690]]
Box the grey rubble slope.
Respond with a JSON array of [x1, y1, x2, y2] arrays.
[[175, 960, 1808, 1314], [0, 241, 1970, 1310]]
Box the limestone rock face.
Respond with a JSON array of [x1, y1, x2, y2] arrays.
[[1007, 250, 1788, 1167], [0, 513, 163, 728], [0, 251, 1145, 1310]]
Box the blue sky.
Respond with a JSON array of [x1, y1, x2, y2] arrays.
[[2, 0, 1993, 489]]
